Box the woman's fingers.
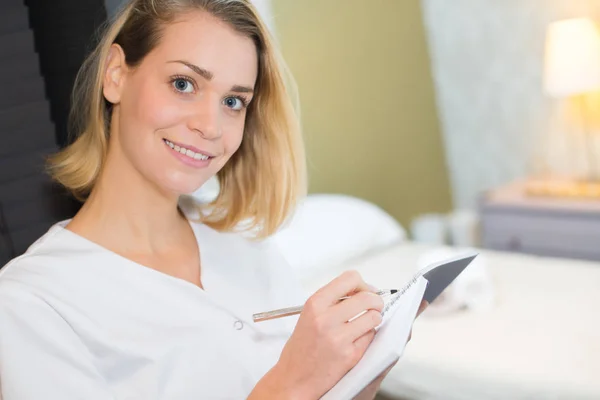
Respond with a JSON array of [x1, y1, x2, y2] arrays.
[[314, 270, 376, 307], [352, 326, 376, 355], [416, 300, 429, 317], [333, 291, 384, 324], [346, 309, 383, 342]]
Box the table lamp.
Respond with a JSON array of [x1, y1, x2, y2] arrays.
[[528, 17, 600, 198]]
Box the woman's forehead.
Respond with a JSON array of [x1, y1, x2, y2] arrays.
[[148, 11, 258, 88]]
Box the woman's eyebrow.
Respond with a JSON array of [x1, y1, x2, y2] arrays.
[[231, 85, 254, 94], [169, 60, 213, 80], [168, 60, 254, 94]]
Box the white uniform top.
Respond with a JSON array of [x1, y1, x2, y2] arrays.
[[0, 201, 306, 400]]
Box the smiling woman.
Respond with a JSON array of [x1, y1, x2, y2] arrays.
[[49, 0, 303, 237], [0, 1, 421, 399]]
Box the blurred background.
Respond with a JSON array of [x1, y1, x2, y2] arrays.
[[1, 1, 599, 399]]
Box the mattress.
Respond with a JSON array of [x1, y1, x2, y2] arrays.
[[301, 243, 600, 400]]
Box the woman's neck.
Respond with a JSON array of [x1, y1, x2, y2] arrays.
[[66, 148, 188, 256]]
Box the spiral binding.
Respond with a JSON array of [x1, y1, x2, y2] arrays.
[[381, 272, 422, 316]]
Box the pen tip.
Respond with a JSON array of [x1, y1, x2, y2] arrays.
[[390, 289, 398, 294]]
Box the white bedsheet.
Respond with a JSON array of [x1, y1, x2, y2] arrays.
[[301, 243, 600, 400]]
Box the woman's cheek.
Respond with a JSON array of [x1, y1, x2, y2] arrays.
[[227, 119, 246, 150], [144, 98, 185, 129]]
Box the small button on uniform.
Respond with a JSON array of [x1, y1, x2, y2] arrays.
[[233, 320, 244, 330]]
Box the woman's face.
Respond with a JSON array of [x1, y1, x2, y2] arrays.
[[104, 11, 258, 196]]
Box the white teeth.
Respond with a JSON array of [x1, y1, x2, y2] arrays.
[[163, 139, 210, 161]]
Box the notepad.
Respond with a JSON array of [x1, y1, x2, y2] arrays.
[[321, 251, 478, 400]]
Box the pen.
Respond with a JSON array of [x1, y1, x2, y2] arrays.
[[252, 289, 398, 323]]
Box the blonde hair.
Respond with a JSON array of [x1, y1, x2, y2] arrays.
[[47, 0, 306, 238]]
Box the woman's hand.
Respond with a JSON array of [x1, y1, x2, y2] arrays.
[[250, 270, 384, 399]]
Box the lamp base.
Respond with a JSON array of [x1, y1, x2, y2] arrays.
[[525, 178, 600, 199]]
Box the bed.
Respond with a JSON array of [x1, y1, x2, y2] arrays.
[[271, 194, 600, 400]]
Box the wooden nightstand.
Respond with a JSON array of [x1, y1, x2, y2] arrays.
[[479, 180, 600, 261]]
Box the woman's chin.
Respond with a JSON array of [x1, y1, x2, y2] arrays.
[[157, 180, 208, 199], [151, 169, 211, 195]]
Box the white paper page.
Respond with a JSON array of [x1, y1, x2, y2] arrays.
[[321, 277, 428, 400]]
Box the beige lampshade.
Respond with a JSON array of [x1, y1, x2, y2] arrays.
[[544, 18, 600, 97]]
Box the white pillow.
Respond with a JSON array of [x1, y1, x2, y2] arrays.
[[272, 194, 406, 279]]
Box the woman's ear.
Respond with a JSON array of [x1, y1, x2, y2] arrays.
[[103, 44, 127, 104]]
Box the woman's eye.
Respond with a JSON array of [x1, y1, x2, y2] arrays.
[[172, 78, 194, 94], [223, 96, 244, 111]]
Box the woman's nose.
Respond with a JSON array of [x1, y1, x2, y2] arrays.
[[188, 96, 223, 140]]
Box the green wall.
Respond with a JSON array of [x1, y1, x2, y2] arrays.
[[272, 0, 452, 227]]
